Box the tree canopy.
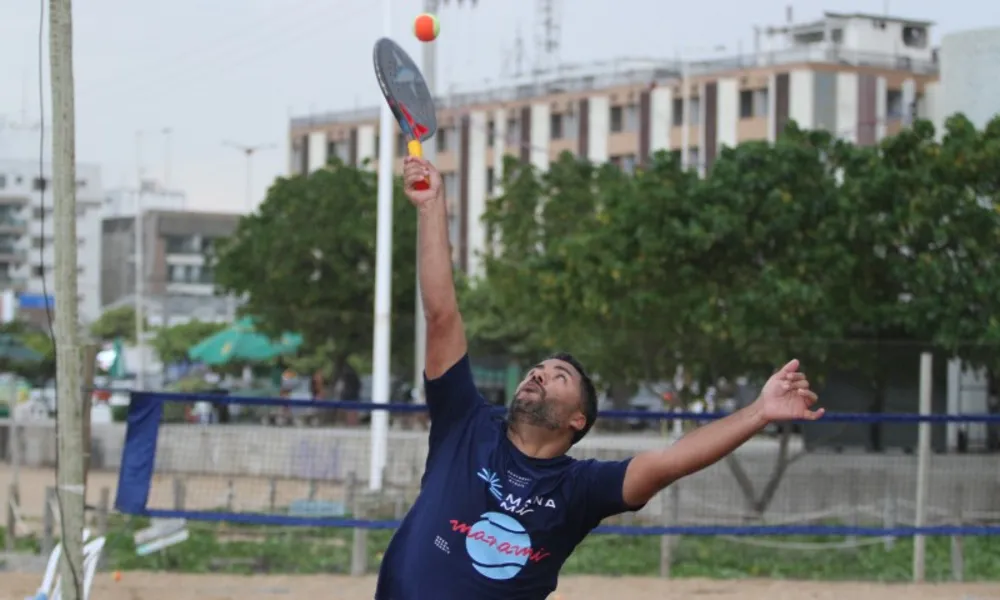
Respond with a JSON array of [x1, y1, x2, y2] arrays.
[[464, 115, 1000, 400], [212, 159, 417, 398]]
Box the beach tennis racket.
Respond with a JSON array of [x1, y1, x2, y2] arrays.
[[373, 37, 438, 190]]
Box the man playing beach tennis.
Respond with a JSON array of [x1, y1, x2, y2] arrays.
[[374, 157, 825, 599]]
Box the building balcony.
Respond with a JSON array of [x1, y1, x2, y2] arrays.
[[0, 218, 28, 234], [0, 195, 29, 207], [0, 247, 26, 262]]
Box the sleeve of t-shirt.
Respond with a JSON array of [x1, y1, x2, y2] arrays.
[[575, 458, 645, 528], [424, 354, 486, 449]]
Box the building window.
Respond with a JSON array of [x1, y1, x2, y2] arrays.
[[506, 118, 520, 146], [0, 175, 6, 189], [672, 98, 684, 126], [886, 89, 904, 119], [550, 114, 564, 140], [486, 121, 495, 146], [436, 127, 454, 153], [740, 89, 769, 119], [32, 177, 47, 191], [486, 167, 495, 195], [396, 133, 407, 157], [740, 90, 753, 119], [610, 106, 623, 132], [687, 147, 700, 169], [688, 98, 701, 125], [610, 154, 637, 174], [443, 172, 458, 199]]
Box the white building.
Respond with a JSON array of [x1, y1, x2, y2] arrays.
[[0, 157, 104, 324], [289, 10, 937, 277], [102, 180, 188, 218]]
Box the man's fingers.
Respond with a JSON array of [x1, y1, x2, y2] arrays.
[[797, 389, 818, 403], [779, 359, 799, 374], [802, 407, 825, 420]]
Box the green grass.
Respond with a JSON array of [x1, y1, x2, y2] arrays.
[[5, 518, 1000, 581]]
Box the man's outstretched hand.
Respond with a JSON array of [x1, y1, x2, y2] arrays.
[[402, 156, 443, 210], [752, 359, 824, 423]]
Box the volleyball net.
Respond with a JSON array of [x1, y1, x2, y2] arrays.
[[114, 393, 1000, 538]]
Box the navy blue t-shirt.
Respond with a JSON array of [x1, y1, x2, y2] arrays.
[[374, 355, 637, 599]]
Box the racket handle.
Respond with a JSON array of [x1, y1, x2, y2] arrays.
[[407, 139, 431, 190]]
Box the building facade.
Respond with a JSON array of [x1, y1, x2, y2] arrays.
[[288, 12, 939, 275], [100, 209, 241, 326], [0, 157, 104, 323]]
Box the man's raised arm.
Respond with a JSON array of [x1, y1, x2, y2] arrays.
[[403, 157, 467, 379], [621, 360, 824, 508]]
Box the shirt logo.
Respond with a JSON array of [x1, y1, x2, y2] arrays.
[[477, 468, 503, 500], [448, 512, 551, 580]]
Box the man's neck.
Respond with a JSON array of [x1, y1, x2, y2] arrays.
[[506, 422, 569, 460]]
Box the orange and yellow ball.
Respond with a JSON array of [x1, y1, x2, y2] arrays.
[[414, 13, 440, 42]]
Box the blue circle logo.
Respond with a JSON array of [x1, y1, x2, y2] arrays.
[[465, 511, 532, 580]]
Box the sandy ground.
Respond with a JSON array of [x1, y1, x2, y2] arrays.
[[2, 572, 999, 600]]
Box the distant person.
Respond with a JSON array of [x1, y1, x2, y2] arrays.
[[374, 157, 826, 599]]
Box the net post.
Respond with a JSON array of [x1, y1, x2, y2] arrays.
[[912, 351, 932, 582]]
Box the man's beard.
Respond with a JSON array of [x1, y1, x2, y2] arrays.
[[509, 385, 561, 430]]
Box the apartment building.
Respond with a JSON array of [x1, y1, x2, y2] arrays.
[[288, 12, 939, 275], [100, 209, 240, 326], [0, 158, 104, 324]]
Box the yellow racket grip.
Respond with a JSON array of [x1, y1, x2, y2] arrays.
[[407, 139, 423, 158], [407, 139, 430, 190]]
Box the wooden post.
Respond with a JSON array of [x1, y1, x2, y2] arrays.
[[172, 477, 186, 510], [350, 499, 368, 576], [659, 483, 681, 578], [42, 486, 56, 557], [950, 484, 964, 582], [96, 487, 110, 535], [50, 0, 86, 595], [5, 481, 18, 552], [80, 344, 98, 489]]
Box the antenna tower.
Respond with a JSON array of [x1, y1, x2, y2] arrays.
[[534, 0, 561, 76]]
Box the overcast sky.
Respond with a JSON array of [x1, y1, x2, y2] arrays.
[[0, 0, 996, 214]]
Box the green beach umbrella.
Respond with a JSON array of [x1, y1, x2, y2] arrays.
[[0, 334, 43, 364], [108, 336, 127, 378], [187, 316, 302, 366]]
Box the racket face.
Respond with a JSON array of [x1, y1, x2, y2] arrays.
[[373, 37, 437, 143]]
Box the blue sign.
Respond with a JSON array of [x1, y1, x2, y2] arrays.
[[18, 293, 54, 309]]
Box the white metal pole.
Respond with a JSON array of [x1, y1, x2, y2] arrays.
[[163, 127, 172, 189], [134, 132, 146, 390], [369, 0, 395, 492], [913, 351, 932, 582], [680, 60, 689, 170], [245, 150, 253, 211]]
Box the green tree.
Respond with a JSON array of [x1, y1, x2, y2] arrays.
[[212, 159, 417, 399], [149, 320, 228, 366], [90, 306, 144, 343], [0, 320, 55, 381]]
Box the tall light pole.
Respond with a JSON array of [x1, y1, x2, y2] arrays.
[[133, 126, 170, 389], [163, 127, 173, 189], [412, 0, 478, 415], [223, 140, 277, 212], [675, 45, 726, 174]]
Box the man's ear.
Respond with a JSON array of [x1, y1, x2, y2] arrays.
[[569, 410, 587, 434]]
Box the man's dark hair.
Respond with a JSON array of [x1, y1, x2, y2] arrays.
[[549, 352, 597, 444]]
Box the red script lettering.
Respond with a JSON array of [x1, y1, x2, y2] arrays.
[[448, 519, 551, 562]]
